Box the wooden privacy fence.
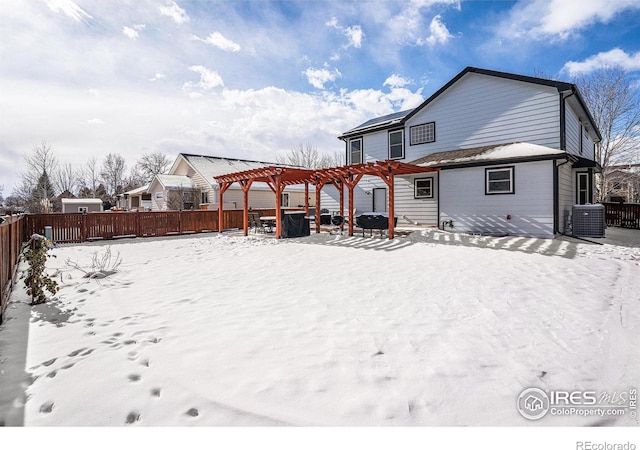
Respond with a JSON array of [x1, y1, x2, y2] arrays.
[[603, 202, 640, 229], [23, 209, 277, 244], [1, 216, 25, 324]]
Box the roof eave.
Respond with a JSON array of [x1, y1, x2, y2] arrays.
[[426, 153, 569, 170]]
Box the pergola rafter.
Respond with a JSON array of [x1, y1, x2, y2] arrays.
[[215, 161, 438, 240]]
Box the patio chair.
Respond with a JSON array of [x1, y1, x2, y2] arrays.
[[248, 212, 263, 233]]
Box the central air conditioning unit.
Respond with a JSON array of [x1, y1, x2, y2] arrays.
[[572, 204, 605, 238]]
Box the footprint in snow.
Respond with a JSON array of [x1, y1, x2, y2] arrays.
[[42, 358, 57, 367], [185, 408, 199, 417], [125, 411, 141, 424], [128, 374, 141, 382], [39, 402, 55, 414], [150, 388, 161, 397]]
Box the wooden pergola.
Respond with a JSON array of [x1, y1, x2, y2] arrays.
[[215, 161, 439, 240]]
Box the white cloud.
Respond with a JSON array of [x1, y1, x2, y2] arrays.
[[183, 66, 225, 92], [495, 0, 640, 41], [384, 74, 412, 89], [303, 67, 342, 89], [149, 73, 166, 82], [123, 24, 145, 40], [192, 32, 241, 52], [159, 1, 189, 24], [44, 0, 92, 22], [419, 15, 454, 46], [326, 17, 364, 49], [562, 48, 640, 76], [344, 25, 364, 49]]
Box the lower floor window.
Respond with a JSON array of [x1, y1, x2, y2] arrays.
[[414, 178, 433, 198], [485, 166, 514, 195]]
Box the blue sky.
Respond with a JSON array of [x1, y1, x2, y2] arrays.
[[1, 0, 640, 194]]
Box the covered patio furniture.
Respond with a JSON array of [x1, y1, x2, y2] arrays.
[[356, 212, 398, 237]]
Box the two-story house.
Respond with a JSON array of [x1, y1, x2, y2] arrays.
[[338, 67, 602, 238]]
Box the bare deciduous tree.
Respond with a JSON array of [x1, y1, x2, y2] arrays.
[[136, 152, 171, 182], [167, 186, 201, 211], [13, 141, 59, 210], [575, 67, 640, 200], [100, 153, 127, 198], [276, 143, 344, 169], [80, 156, 102, 197], [53, 162, 80, 195]]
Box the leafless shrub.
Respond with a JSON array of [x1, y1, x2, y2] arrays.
[[65, 246, 123, 279]]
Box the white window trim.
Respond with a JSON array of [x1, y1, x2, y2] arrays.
[[155, 192, 164, 200], [388, 129, 404, 160], [485, 166, 515, 195], [414, 177, 433, 199], [349, 138, 363, 165]]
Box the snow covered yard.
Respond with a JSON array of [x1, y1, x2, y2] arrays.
[[2, 229, 639, 426]]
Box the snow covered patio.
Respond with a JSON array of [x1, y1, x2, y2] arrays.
[[0, 229, 638, 428]]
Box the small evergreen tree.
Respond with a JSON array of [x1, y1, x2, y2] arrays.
[[31, 170, 57, 213], [23, 234, 59, 305]]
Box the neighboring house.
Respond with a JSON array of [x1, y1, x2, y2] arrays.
[[338, 66, 602, 238], [604, 165, 640, 203], [148, 154, 315, 211], [121, 185, 152, 211], [61, 198, 103, 213]]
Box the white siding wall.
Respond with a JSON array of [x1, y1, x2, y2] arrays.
[[557, 161, 574, 233], [440, 161, 555, 238], [172, 158, 216, 206], [359, 131, 390, 163], [404, 73, 561, 160], [149, 186, 167, 211], [394, 173, 439, 226]]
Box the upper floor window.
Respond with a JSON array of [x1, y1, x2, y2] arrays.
[[485, 166, 514, 195], [389, 129, 404, 159], [410, 122, 435, 145], [349, 138, 363, 165]]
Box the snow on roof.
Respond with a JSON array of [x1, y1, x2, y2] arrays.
[[410, 142, 567, 167], [123, 184, 150, 195], [61, 198, 102, 204], [181, 154, 276, 183], [154, 174, 196, 189]]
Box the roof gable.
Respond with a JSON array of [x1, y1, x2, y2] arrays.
[[339, 66, 601, 142]]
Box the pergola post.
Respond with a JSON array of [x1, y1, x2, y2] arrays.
[[239, 179, 254, 236], [338, 180, 344, 232], [340, 172, 363, 237], [388, 167, 395, 240], [267, 173, 284, 239], [217, 182, 231, 234], [314, 179, 322, 234], [304, 182, 309, 217]]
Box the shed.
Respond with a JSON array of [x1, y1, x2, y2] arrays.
[[61, 198, 103, 213]]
